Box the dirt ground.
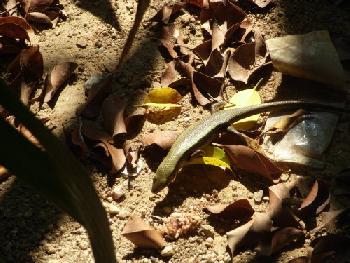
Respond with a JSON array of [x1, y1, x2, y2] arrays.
[[1, 0, 350, 262]]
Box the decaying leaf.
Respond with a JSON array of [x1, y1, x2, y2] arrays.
[[142, 131, 179, 150], [23, 0, 62, 26], [205, 199, 254, 221], [257, 227, 303, 256], [266, 31, 346, 87], [0, 16, 33, 40], [43, 62, 77, 104], [122, 216, 166, 249], [80, 74, 113, 119], [222, 145, 282, 181], [265, 109, 307, 137], [101, 95, 127, 144], [81, 118, 112, 143], [94, 142, 126, 174], [125, 107, 146, 137], [225, 86, 262, 130]]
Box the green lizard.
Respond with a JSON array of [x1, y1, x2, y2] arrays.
[[151, 100, 346, 193]]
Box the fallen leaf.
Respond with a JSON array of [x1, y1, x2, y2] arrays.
[[0, 16, 32, 40], [0, 37, 26, 55], [142, 103, 182, 124], [298, 180, 329, 217], [257, 227, 304, 256], [160, 24, 182, 59], [265, 109, 307, 136], [0, 165, 11, 182], [152, 2, 185, 24], [185, 145, 232, 171], [125, 107, 146, 138], [205, 199, 254, 221], [26, 11, 53, 25], [142, 131, 179, 150], [94, 142, 126, 174], [101, 95, 127, 145], [122, 216, 166, 249], [81, 118, 112, 143], [225, 19, 253, 46], [80, 74, 113, 119], [225, 86, 262, 130], [266, 31, 346, 87], [43, 62, 77, 104], [143, 87, 182, 104], [222, 145, 282, 182]]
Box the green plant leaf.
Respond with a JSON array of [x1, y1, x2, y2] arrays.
[[0, 79, 116, 263]]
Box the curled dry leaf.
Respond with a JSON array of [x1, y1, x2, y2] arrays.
[[298, 180, 329, 217], [142, 131, 179, 150], [257, 227, 304, 256], [125, 107, 146, 137], [122, 216, 166, 249], [43, 62, 77, 104], [266, 31, 346, 87], [0, 16, 33, 40], [94, 142, 126, 174], [205, 199, 254, 221], [222, 145, 282, 181], [26, 11, 53, 25], [80, 74, 113, 119], [81, 118, 112, 143], [152, 2, 185, 24], [101, 95, 127, 144], [265, 109, 307, 137], [160, 24, 180, 59]]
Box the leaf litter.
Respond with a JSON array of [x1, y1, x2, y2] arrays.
[[1, 0, 350, 262]]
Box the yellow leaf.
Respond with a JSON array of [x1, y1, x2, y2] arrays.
[[225, 88, 261, 130], [143, 87, 182, 104], [185, 146, 232, 171], [142, 103, 181, 124]]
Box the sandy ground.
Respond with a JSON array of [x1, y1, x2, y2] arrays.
[[1, 0, 350, 262]]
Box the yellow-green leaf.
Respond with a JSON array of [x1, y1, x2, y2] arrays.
[[185, 146, 232, 171], [225, 88, 261, 130], [143, 87, 182, 104]]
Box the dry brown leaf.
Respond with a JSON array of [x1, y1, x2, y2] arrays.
[[125, 107, 146, 138], [160, 24, 181, 59], [222, 145, 282, 181], [205, 199, 254, 221], [266, 31, 346, 87], [142, 131, 179, 150], [0, 37, 25, 55], [94, 142, 126, 174], [225, 19, 253, 46], [81, 118, 112, 143], [0, 16, 32, 40], [265, 109, 307, 136], [101, 95, 127, 144], [257, 227, 304, 256], [152, 2, 185, 24], [43, 62, 77, 104], [80, 74, 113, 119], [26, 11, 53, 25], [298, 180, 329, 217], [122, 216, 166, 249]]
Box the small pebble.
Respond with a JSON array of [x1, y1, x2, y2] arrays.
[[161, 245, 174, 257], [108, 204, 120, 215], [111, 185, 125, 201], [254, 190, 263, 204], [280, 173, 290, 182], [199, 224, 215, 238], [76, 39, 87, 48]]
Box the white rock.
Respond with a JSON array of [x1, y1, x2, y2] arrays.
[[161, 245, 174, 257], [111, 185, 125, 201]]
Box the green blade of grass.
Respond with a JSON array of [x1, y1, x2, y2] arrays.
[[0, 79, 116, 263]]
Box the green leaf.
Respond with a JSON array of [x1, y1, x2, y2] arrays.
[[0, 79, 116, 263]]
